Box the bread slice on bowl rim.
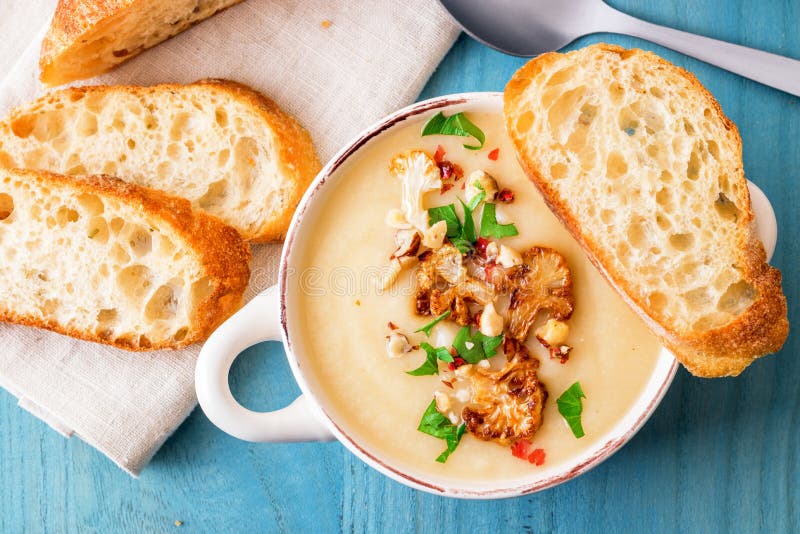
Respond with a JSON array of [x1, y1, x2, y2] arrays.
[[503, 43, 788, 377]]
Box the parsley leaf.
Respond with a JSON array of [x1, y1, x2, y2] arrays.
[[557, 382, 586, 438], [479, 203, 519, 239], [415, 310, 451, 336], [437, 423, 467, 463], [407, 342, 453, 376], [429, 199, 480, 254], [429, 204, 461, 238], [421, 111, 485, 150], [458, 198, 477, 244], [452, 326, 503, 364], [467, 185, 486, 212], [477, 331, 504, 358], [417, 399, 467, 463]]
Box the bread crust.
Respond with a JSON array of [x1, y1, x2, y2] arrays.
[[1, 79, 321, 242], [39, 0, 244, 85], [0, 168, 251, 351], [504, 43, 788, 377]]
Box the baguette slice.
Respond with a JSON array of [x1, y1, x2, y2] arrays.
[[40, 0, 243, 86], [504, 44, 788, 377], [0, 167, 250, 351], [0, 79, 320, 242]]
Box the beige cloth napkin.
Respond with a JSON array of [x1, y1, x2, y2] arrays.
[[0, 0, 459, 475]]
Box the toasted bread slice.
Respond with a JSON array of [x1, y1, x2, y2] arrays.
[[0, 79, 320, 242], [40, 0, 243, 86], [504, 44, 788, 377], [0, 167, 250, 350]]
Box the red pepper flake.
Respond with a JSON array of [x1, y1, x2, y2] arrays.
[[460, 181, 466, 190], [387, 321, 398, 330], [510, 440, 546, 465], [441, 380, 454, 389], [434, 145, 446, 163], [488, 148, 500, 161], [447, 355, 467, 370], [441, 183, 454, 194], [497, 189, 515, 203], [475, 237, 490, 258]]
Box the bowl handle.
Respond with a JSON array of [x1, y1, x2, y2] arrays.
[[195, 285, 335, 442]]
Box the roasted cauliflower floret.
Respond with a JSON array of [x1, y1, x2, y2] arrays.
[[461, 347, 547, 444], [505, 247, 574, 342], [415, 244, 494, 324], [389, 150, 442, 232]]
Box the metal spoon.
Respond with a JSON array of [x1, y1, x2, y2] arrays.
[[438, 0, 800, 97]]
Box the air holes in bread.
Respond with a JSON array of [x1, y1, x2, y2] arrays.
[[715, 192, 740, 222], [126, 225, 152, 256], [0, 193, 13, 221], [548, 86, 587, 134], [215, 108, 228, 127], [717, 280, 756, 315], [606, 152, 627, 179], [77, 112, 98, 136], [145, 284, 177, 321], [87, 216, 109, 243], [10, 116, 35, 138], [170, 112, 190, 141], [669, 233, 694, 251], [551, 162, 568, 180], [56, 206, 79, 224], [199, 180, 227, 210], [117, 264, 152, 300], [97, 308, 118, 326], [77, 193, 104, 215]]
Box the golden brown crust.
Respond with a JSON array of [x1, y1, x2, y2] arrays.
[[39, 0, 244, 85], [504, 43, 788, 377], [1, 79, 321, 242], [0, 168, 251, 351]]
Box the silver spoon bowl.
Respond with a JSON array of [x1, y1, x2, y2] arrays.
[[439, 0, 800, 97]]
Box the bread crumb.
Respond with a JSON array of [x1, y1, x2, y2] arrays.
[[355, 299, 361, 306], [174, 521, 183, 527], [321, 19, 332, 29]]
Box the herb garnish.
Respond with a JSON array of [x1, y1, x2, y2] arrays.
[[479, 203, 519, 239], [557, 382, 586, 438], [421, 112, 485, 150], [407, 342, 453, 376], [415, 310, 451, 336], [428, 202, 475, 254], [417, 399, 467, 462], [452, 326, 503, 364], [429, 204, 461, 238]]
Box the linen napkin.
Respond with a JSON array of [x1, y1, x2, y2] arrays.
[[0, 0, 459, 476]]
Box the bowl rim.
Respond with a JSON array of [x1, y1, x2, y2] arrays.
[[279, 91, 680, 499]]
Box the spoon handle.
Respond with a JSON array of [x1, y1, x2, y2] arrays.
[[600, 5, 800, 97]]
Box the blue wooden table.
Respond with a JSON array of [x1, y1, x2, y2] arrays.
[[2, 1, 798, 532]]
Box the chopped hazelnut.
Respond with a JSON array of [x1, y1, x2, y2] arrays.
[[465, 170, 499, 203], [479, 302, 504, 337], [386, 332, 412, 358], [434, 390, 451, 412], [393, 228, 421, 258], [535, 319, 570, 347], [422, 220, 447, 249], [496, 244, 523, 268], [485, 241, 499, 260]]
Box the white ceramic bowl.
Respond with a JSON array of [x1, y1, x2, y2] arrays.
[[195, 92, 777, 499]]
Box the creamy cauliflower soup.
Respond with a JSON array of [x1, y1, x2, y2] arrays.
[[287, 111, 663, 484]]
